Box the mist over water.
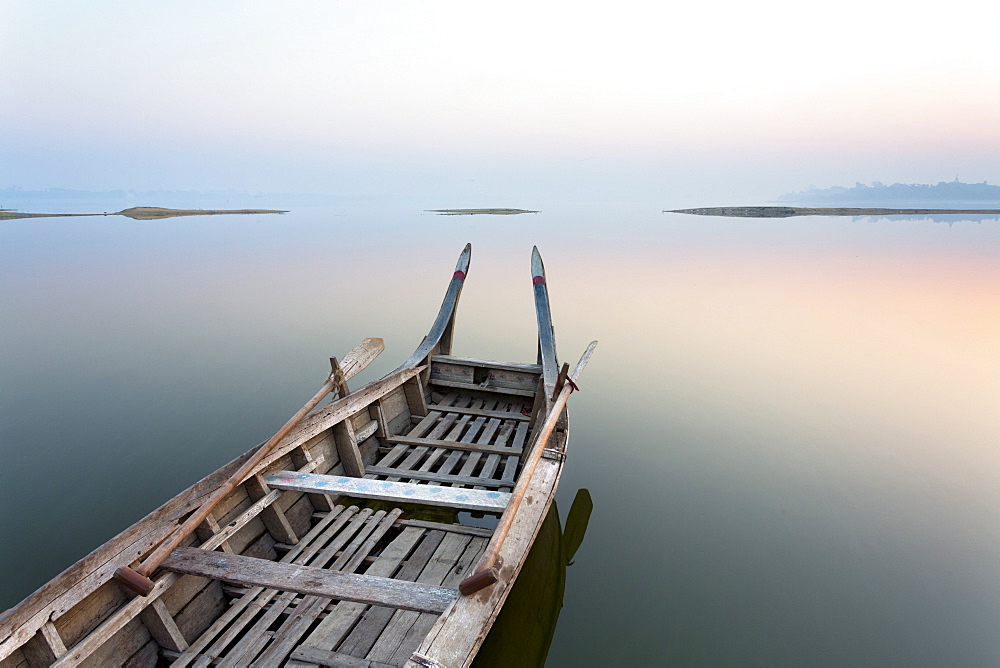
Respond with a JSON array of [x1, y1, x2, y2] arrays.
[[2, 198, 997, 665]]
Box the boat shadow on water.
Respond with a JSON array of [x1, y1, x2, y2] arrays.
[[474, 488, 593, 667]]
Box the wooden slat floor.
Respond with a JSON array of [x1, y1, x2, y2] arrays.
[[368, 393, 528, 493], [169, 391, 525, 666]]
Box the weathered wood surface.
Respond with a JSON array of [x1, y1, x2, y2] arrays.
[[291, 645, 396, 667], [365, 535, 487, 664], [401, 244, 471, 369], [397, 520, 493, 538], [404, 462, 563, 668], [250, 365, 425, 477], [337, 534, 473, 661], [336, 337, 385, 382], [266, 472, 511, 513], [382, 435, 523, 457], [162, 548, 459, 615], [422, 403, 529, 422], [47, 479, 291, 667], [334, 419, 366, 478], [364, 466, 515, 489], [249, 509, 405, 665], [531, 246, 560, 394], [430, 355, 542, 374], [291, 528, 430, 662], [41, 455, 319, 666], [461, 340, 596, 595], [354, 419, 379, 443], [427, 379, 536, 397], [214, 508, 381, 666], [376, 395, 463, 484], [168, 506, 360, 666]]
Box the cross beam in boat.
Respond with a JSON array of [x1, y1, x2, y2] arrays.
[[160, 547, 458, 614], [428, 379, 535, 397], [265, 471, 511, 513], [382, 435, 523, 457], [424, 404, 531, 422]]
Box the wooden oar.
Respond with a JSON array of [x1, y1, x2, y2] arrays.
[[113, 337, 384, 596], [459, 340, 597, 595]]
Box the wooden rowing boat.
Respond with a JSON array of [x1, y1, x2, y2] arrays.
[[0, 244, 596, 668]]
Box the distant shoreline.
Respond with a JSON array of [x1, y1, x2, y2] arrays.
[[0, 206, 288, 221], [667, 206, 1000, 218], [427, 208, 539, 216]]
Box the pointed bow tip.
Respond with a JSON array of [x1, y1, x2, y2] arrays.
[[530, 246, 545, 277], [454, 243, 472, 272]]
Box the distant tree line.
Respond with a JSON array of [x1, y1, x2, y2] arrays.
[[779, 179, 1000, 203]]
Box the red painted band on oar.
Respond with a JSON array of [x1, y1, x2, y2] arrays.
[[453, 270, 466, 281], [532, 275, 545, 285]]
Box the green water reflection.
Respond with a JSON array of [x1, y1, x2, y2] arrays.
[[475, 489, 593, 667], [2, 201, 998, 665]]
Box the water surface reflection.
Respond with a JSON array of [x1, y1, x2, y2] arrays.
[[1, 203, 997, 665], [475, 489, 592, 666]]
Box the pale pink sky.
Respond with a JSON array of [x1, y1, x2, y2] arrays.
[[3, 1, 999, 202]]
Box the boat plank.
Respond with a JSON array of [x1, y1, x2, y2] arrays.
[[397, 520, 492, 538], [418, 409, 490, 485], [384, 536, 488, 666], [75, 617, 151, 668], [501, 421, 530, 484], [364, 466, 513, 489], [265, 472, 510, 513], [137, 599, 187, 652], [212, 509, 376, 668], [362, 535, 482, 663], [421, 404, 529, 422], [474, 421, 515, 490], [427, 379, 535, 397], [252, 509, 404, 665], [171, 581, 226, 648], [382, 436, 522, 458], [169, 506, 357, 667], [404, 462, 562, 668], [161, 548, 458, 615], [291, 645, 396, 668], [338, 533, 472, 658], [47, 479, 297, 668], [454, 412, 504, 489], [407, 413, 474, 481], [430, 356, 542, 374], [382, 407, 461, 482], [244, 474, 299, 545], [122, 638, 158, 668], [296, 527, 433, 656]]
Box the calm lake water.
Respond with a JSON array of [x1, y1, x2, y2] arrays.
[[2, 201, 998, 665]]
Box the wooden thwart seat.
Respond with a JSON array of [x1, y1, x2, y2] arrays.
[[161, 547, 458, 614], [265, 471, 511, 512]]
